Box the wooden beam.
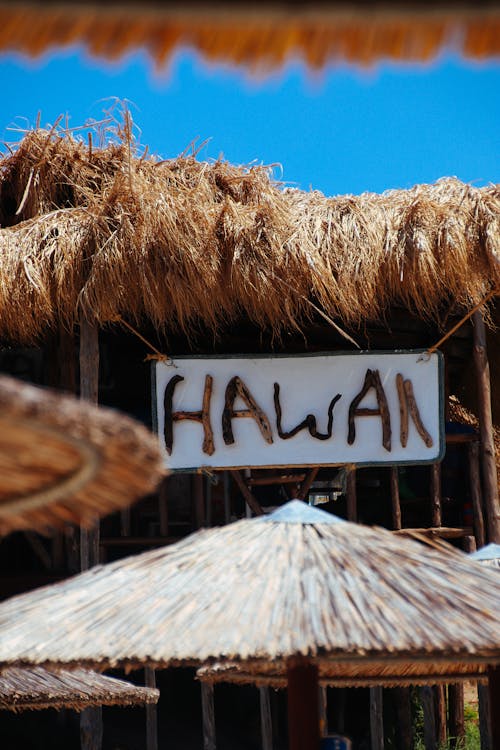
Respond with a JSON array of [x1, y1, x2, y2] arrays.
[[287, 658, 320, 750], [420, 686, 437, 750], [434, 685, 447, 748], [297, 468, 319, 501], [393, 687, 412, 750], [370, 687, 384, 750], [230, 471, 264, 516], [472, 310, 500, 542], [145, 667, 158, 750], [448, 684, 465, 749], [318, 686, 327, 737], [201, 682, 216, 750]]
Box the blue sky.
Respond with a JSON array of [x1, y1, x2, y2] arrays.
[[0, 47, 498, 196]]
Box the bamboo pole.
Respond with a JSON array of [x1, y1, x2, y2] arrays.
[[287, 658, 320, 750], [145, 667, 158, 750], [79, 315, 102, 750], [472, 311, 500, 542], [201, 682, 216, 750], [370, 687, 384, 750], [259, 686, 273, 750]]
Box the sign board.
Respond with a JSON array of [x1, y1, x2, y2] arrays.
[[152, 351, 443, 471]]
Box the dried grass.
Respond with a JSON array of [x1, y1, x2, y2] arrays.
[[0, 502, 498, 674], [0, 666, 158, 712], [0, 124, 498, 344], [0, 375, 164, 535]]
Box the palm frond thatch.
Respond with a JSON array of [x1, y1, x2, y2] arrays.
[[0, 666, 159, 712], [0, 502, 498, 676], [0, 128, 498, 343], [0, 375, 163, 534]]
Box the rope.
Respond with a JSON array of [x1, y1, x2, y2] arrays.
[[424, 288, 498, 358], [112, 316, 176, 366]]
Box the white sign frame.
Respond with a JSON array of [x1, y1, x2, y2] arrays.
[[152, 351, 444, 471]]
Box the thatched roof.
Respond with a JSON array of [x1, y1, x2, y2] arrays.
[[0, 666, 159, 712], [0, 127, 498, 344], [470, 543, 500, 568], [0, 501, 498, 678], [0, 2, 499, 71], [0, 374, 163, 535]]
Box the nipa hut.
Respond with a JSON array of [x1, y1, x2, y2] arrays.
[[0, 120, 499, 748]]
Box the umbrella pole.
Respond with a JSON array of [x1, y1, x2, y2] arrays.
[[286, 658, 320, 750]]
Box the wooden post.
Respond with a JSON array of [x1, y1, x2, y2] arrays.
[[430, 463, 442, 528], [201, 682, 216, 750], [478, 682, 492, 750], [259, 686, 273, 750], [318, 686, 327, 737], [346, 467, 357, 522], [468, 442, 486, 548], [393, 687, 412, 750], [434, 685, 447, 748], [472, 311, 500, 543], [287, 658, 320, 750], [488, 668, 500, 750], [370, 687, 384, 750], [420, 686, 437, 750], [223, 471, 231, 524], [448, 684, 465, 749], [193, 473, 205, 529], [145, 667, 158, 750], [79, 315, 102, 750], [331, 688, 346, 735], [390, 467, 402, 530]]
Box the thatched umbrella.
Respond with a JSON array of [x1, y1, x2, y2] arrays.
[[470, 543, 500, 569], [0, 1, 498, 71], [0, 500, 498, 749], [0, 374, 163, 535], [0, 666, 159, 712]]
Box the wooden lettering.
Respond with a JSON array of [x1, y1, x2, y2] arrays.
[[396, 373, 433, 448], [274, 383, 341, 440], [348, 369, 391, 452], [222, 376, 273, 446], [164, 374, 215, 455]]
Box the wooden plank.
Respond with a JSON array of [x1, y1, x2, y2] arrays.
[[247, 474, 306, 486], [80, 706, 103, 750], [259, 686, 273, 750], [201, 682, 216, 750], [145, 667, 158, 750], [468, 442, 485, 548], [346, 467, 357, 522], [287, 659, 320, 750], [394, 527, 473, 539], [370, 687, 384, 750], [472, 310, 500, 542], [448, 684, 465, 749], [430, 463, 442, 528], [390, 467, 402, 530]]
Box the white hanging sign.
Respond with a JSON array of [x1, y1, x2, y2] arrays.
[[152, 351, 443, 470]]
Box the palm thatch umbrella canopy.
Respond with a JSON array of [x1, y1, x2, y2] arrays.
[[0, 501, 498, 749], [470, 543, 500, 568], [0, 126, 498, 345], [0, 666, 159, 713], [0, 374, 163, 535], [0, 1, 498, 71], [0, 667, 160, 712]]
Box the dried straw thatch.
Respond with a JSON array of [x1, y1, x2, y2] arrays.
[[0, 501, 498, 678], [0, 666, 159, 712], [0, 374, 163, 535], [0, 3, 499, 71], [0, 127, 498, 344]]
